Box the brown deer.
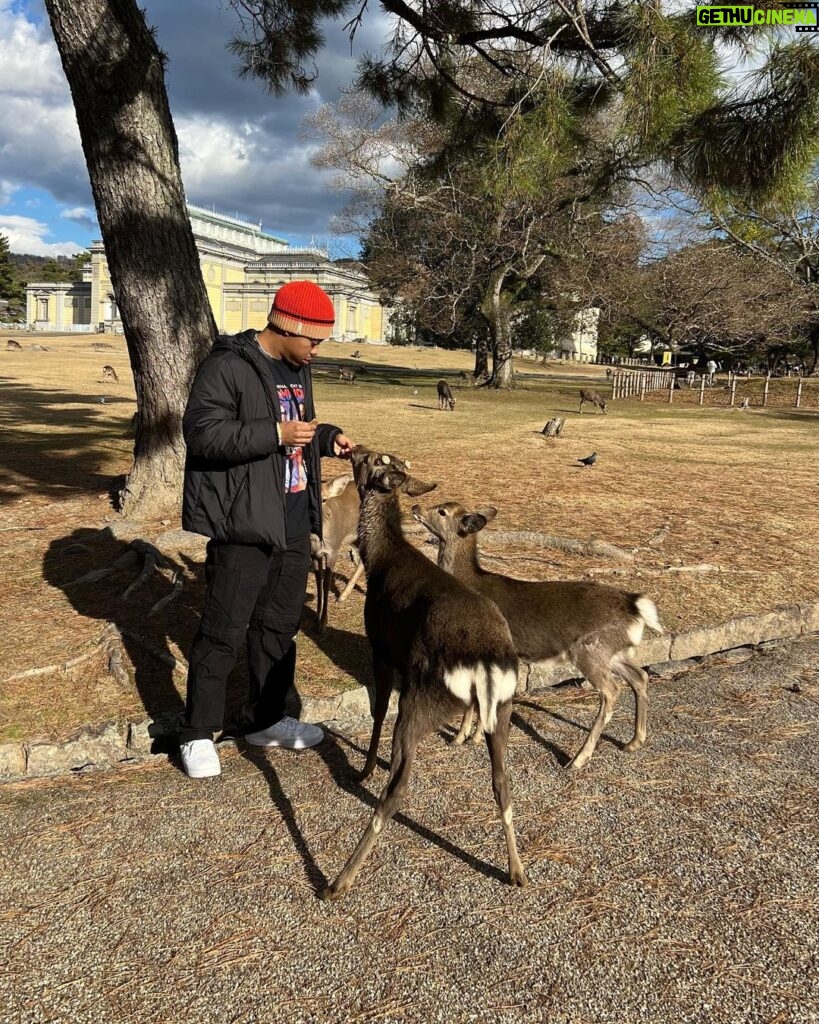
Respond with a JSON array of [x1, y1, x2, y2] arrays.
[[6, 339, 22, 351], [579, 389, 607, 414], [437, 379, 456, 410], [320, 447, 526, 900], [413, 500, 663, 771], [338, 367, 357, 384], [101, 364, 119, 382], [310, 474, 365, 632]]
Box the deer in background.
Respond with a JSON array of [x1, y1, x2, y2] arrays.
[[6, 339, 22, 351], [338, 367, 357, 384], [101, 364, 119, 382], [319, 447, 526, 901], [437, 379, 456, 410], [310, 474, 365, 632], [413, 500, 663, 771], [579, 389, 607, 414]]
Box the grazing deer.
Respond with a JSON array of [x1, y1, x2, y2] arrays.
[[338, 367, 357, 384], [101, 364, 119, 382], [310, 474, 365, 632], [6, 339, 22, 351], [413, 501, 663, 770], [320, 447, 526, 900], [579, 389, 607, 414], [351, 349, 362, 359], [437, 379, 456, 410]]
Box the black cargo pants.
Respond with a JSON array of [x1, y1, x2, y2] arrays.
[[180, 534, 311, 743]]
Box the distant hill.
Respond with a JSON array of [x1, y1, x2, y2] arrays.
[[11, 251, 90, 285]]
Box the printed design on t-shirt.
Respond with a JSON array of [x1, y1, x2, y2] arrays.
[[277, 383, 308, 493]]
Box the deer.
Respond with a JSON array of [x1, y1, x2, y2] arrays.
[[6, 339, 22, 351], [437, 379, 456, 410], [319, 446, 526, 900], [579, 389, 607, 414], [101, 364, 119, 382], [338, 366, 357, 384], [412, 501, 664, 771], [310, 474, 365, 632]]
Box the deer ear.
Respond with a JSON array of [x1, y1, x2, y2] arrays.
[[458, 513, 488, 536], [401, 477, 437, 497], [474, 506, 498, 524]]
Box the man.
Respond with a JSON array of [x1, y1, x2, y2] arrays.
[[179, 280, 354, 779]]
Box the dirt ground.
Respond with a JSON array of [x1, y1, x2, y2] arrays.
[[0, 333, 817, 744], [1, 636, 817, 1024]]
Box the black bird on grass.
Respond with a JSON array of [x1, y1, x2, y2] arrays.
[[577, 451, 597, 468]]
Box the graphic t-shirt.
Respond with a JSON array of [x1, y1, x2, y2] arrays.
[[264, 353, 311, 540]]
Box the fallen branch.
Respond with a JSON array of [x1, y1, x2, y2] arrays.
[[2, 650, 97, 683]]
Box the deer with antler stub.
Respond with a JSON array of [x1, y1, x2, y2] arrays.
[[319, 446, 526, 901]]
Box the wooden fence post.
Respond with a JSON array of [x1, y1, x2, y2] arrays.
[[763, 373, 770, 407], [699, 375, 706, 405], [668, 373, 674, 404], [640, 373, 646, 401], [730, 378, 737, 407], [796, 377, 803, 408]]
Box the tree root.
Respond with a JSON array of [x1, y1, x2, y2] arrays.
[[481, 531, 636, 562], [66, 539, 185, 612]]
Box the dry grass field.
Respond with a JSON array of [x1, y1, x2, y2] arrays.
[[1, 330, 817, 745]]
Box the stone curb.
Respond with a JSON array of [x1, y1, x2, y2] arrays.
[[2, 600, 817, 784]]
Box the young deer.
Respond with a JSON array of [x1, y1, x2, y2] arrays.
[[338, 367, 357, 384], [310, 475, 365, 633], [413, 501, 663, 771], [579, 389, 607, 414], [320, 447, 526, 900], [101, 364, 119, 382]]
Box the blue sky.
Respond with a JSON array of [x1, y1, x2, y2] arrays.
[[0, 0, 392, 257]]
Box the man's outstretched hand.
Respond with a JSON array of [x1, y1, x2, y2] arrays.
[[333, 433, 354, 459]]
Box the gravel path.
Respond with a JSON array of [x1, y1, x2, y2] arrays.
[[1, 637, 817, 1024]]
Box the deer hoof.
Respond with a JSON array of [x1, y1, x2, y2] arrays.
[[509, 867, 528, 888], [318, 885, 343, 902]]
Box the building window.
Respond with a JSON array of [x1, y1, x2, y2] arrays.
[[347, 305, 357, 333], [37, 298, 48, 320]]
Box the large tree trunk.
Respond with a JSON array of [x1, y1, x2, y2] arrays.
[[480, 266, 515, 389], [45, 0, 216, 518]]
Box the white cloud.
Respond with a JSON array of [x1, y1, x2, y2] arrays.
[[61, 206, 97, 230], [0, 213, 84, 256], [0, 179, 18, 205]]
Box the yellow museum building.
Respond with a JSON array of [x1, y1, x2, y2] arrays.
[[26, 204, 387, 342]]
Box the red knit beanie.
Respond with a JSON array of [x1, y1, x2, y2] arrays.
[[268, 281, 335, 341]]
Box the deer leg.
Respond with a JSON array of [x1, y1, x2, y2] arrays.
[[321, 701, 421, 900], [614, 656, 649, 753], [566, 667, 620, 772], [318, 566, 333, 632], [337, 557, 365, 603], [313, 566, 325, 627], [485, 700, 526, 887], [452, 701, 475, 745], [360, 657, 393, 780]]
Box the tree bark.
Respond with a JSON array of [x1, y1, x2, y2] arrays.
[[45, 0, 216, 517], [480, 266, 515, 389]]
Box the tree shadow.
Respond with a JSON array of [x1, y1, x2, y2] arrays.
[[0, 380, 134, 501], [42, 528, 204, 739]]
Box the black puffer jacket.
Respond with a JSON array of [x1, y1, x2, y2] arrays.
[[182, 329, 341, 547]]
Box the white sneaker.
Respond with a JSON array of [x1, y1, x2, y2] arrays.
[[244, 716, 324, 750], [180, 739, 221, 778]]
